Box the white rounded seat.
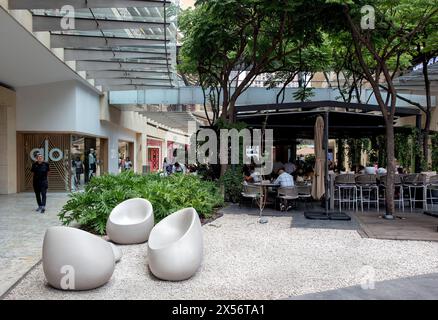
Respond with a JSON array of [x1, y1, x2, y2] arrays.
[[106, 198, 154, 245], [110, 243, 122, 263], [43, 226, 115, 291], [148, 208, 203, 281]]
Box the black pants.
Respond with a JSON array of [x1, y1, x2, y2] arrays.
[[34, 183, 48, 207]]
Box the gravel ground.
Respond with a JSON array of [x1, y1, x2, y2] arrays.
[[3, 212, 438, 300]]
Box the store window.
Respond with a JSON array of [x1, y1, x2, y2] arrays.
[[71, 136, 103, 190], [118, 140, 134, 172]]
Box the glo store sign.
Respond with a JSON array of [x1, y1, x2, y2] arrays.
[[30, 139, 64, 162]]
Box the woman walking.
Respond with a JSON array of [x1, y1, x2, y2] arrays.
[[31, 153, 50, 214]]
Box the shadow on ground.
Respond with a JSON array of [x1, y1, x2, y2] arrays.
[[220, 203, 361, 231], [289, 272, 438, 300]]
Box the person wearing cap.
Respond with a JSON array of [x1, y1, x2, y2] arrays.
[[31, 153, 50, 213]]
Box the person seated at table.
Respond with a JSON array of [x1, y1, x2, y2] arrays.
[[273, 167, 294, 188], [244, 164, 262, 184], [284, 158, 296, 175], [273, 160, 284, 175], [356, 165, 365, 174], [397, 167, 405, 174]]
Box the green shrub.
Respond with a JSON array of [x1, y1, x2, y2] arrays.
[[220, 166, 243, 203], [58, 171, 224, 235], [432, 133, 438, 172]]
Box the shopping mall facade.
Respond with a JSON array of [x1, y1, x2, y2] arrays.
[[0, 1, 190, 193]]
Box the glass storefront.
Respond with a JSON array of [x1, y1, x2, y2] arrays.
[[118, 140, 134, 172], [19, 133, 106, 192]]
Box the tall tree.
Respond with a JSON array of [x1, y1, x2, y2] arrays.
[[335, 0, 438, 218], [178, 0, 331, 123], [264, 44, 331, 103], [407, 14, 438, 167]]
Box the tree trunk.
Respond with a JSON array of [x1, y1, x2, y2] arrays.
[[423, 112, 431, 167], [422, 57, 432, 167], [228, 100, 237, 123], [385, 122, 396, 216], [220, 163, 229, 177]]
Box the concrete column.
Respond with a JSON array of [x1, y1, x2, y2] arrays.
[[162, 139, 168, 170], [136, 133, 147, 174], [0, 86, 17, 194]]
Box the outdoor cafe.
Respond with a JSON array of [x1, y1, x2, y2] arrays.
[[236, 101, 438, 217]]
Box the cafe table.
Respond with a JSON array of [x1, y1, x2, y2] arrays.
[[253, 182, 280, 211]]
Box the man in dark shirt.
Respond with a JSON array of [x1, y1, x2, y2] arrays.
[[31, 153, 50, 214]]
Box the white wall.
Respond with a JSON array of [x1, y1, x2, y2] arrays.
[[16, 81, 76, 132], [16, 80, 138, 174]]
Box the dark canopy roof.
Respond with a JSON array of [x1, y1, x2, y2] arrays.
[[236, 101, 420, 140]]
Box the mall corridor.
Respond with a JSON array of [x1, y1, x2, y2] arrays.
[[0, 193, 68, 297]]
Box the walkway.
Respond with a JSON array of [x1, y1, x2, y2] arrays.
[[351, 211, 438, 242], [291, 273, 438, 300], [3, 205, 438, 300], [0, 192, 68, 297]]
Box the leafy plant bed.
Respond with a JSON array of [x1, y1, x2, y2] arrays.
[[59, 171, 224, 235], [200, 208, 224, 225]]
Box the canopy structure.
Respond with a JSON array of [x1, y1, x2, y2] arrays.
[[236, 100, 422, 218], [394, 58, 438, 95], [236, 100, 421, 141], [11, 0, 179, 91]]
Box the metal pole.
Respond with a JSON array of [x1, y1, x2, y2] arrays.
[[324, 112, 330, 215]]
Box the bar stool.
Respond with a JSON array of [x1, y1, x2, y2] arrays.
[[403, 174, 427, 211], [334, 174, 357, 212], [426, 175, 438, 210], [355, 174, 379, 212], [379, 174, 404, 211]]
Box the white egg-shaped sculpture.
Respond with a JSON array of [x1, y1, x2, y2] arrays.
[[43, 226, 115, 291], [106, 198, 154, 245], [148, 208, 203, 281]]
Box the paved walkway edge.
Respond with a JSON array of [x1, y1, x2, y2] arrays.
[[0, 259, 42, 300]]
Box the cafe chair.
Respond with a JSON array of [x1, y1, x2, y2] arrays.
[[240, 183, 261, 208], [426, 175, 438, 209], [334, 174, 357, 212], [403, 174, 428, 211], [355, 174, 379, 212], [277, 187, 299, 211], [379, 174, 405, 212]]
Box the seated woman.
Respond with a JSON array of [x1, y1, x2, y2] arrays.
[[243, 164, 262, 184]]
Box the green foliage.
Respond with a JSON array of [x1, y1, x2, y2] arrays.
[[178, 0, 338, 121], [395, 127, 424, 171], [336, 139, 346, 171], [220, 166, 244, 203], [293, 87, 315, 102], [58, 171, 224, 235], [432, 133, 438, 172]]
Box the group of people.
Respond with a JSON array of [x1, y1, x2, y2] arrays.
[[243, 163, 296, 211], [243, 164, 295, 188], [162, 158, 198, 176], [72, 149, 98, 188], [119, 156, 133, 172]]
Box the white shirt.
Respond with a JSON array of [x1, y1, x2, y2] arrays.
[[250, 171, 262, 183], [274, 172, 295, 188]]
